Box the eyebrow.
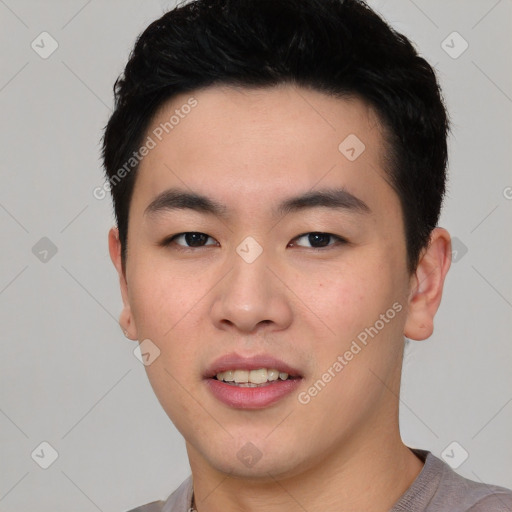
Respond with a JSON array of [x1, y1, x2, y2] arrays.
[[144, 186, 371, 220]]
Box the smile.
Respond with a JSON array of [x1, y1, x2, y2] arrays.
[[214, 368, 297, 385]]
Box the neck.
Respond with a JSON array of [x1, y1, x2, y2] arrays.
[[187, 418, 424, 512]]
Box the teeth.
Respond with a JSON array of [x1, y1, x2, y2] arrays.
[[215, 368, 293, 384], [223, 370, 234, 382], [249, 368, 268, 384], [267, 369, 279, 381], [233, 370, 249, 383]]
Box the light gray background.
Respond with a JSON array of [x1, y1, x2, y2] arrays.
[[0, 0, 511, 510]]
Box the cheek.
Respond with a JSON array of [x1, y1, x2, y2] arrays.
[[290, 263, 381, 339], [127, 265, 210, 406], [297, 269, 406, 429], [129, 269, 204, 428], [143, 357, 203, 442], [292, 257, 406, 363], [127, 265, 203, 339]]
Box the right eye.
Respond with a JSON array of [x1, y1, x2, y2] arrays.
[[161, 232, 219, 250]]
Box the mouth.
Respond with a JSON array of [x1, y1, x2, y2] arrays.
[[212, 368, 301, 387], [204, 353, 303, 409], [204, 352, 303, 381]]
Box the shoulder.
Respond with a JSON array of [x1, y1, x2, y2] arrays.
[[465, 490, 512, 512], [125, 501, 165, 512], [124, 475, 193, 512], [393, 448, 512, 512], [424, 451, 512, 512]]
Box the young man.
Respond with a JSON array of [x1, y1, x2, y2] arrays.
[[102, 0, 512, 510]]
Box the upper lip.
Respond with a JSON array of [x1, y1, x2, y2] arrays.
[[204, 352, 302, 379]]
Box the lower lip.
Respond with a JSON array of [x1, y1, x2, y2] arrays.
[[205, 378, 302, 409]]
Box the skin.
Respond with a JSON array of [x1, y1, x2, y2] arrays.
[[109, 84, 451, 512]]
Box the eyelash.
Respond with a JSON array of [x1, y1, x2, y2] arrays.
[[160, 232, 349, 252]]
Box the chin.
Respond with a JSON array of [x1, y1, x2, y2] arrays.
[[202, 441, 309, 482]]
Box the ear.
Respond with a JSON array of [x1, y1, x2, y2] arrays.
[[108, 227, 138, 340], [404, 227, 452, 341]]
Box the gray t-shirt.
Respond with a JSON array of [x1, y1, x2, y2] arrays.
[[127, 448, 512, 512]]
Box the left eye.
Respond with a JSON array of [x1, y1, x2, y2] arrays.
[[290, 232, 347, 250]]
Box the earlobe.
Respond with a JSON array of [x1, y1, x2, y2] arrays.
[[404, 227, 452, 341], [108, 227, 138, 341], [119, 308, 137, 341]]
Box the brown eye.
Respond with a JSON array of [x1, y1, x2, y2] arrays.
[[164, 232, 218, 248], [291, 232, 347, 249]]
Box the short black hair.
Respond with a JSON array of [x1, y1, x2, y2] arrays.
[[101, 0, 449, 275]]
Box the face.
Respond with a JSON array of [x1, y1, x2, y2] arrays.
[[109, 84, 448, 481]]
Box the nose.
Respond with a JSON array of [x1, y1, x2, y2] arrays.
[[210, 247, 293, 335]]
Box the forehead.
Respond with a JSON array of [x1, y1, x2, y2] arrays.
[[131, 84, 396, 221]]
